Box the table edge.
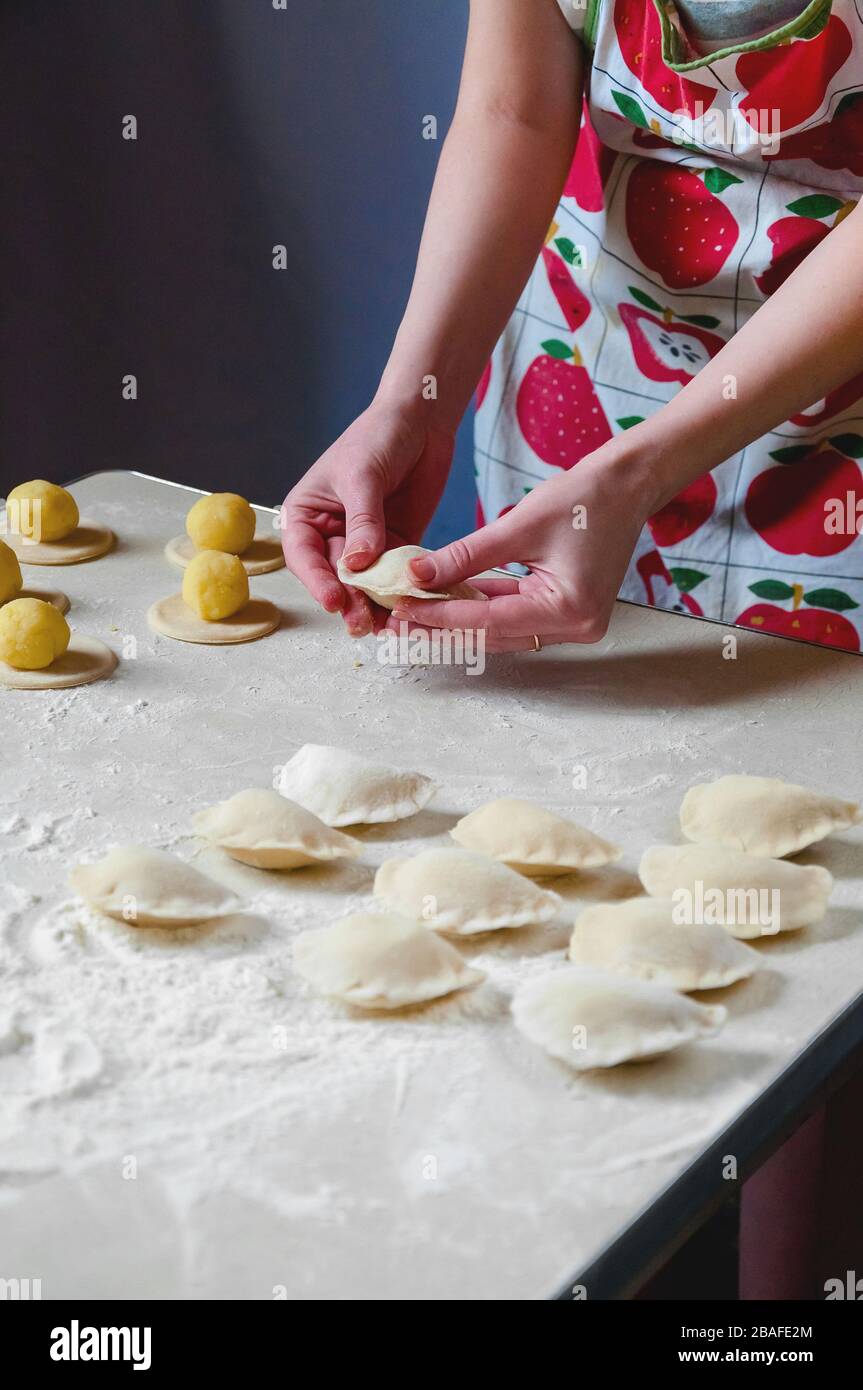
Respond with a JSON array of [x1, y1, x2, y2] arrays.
[[553, 988, 863, 1301], [58, 470, 862, 661], [14, 467, 863, 1297]]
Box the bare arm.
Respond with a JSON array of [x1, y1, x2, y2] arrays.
[[377, 0, 584, 430], [280, 0, 583, 632], [397, 205, 863, 651], [621, 201, 863, 509]]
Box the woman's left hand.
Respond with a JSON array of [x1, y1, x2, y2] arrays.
[[386, 445, 656, 653]]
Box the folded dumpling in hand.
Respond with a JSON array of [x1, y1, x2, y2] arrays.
[[336, 545, 486, 609], [193, 788, 360, 869]]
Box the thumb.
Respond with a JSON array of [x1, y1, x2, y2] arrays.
[[341, 476, 387, 569], [409, 518, 515, 590]]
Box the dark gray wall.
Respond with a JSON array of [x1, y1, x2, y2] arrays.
[[2, 0, 475, 545]]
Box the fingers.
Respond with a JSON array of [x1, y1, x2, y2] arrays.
[[384, 617, 577, 654], [390, 598, 491, 632], [483, 631, 573, 654], [391, 590, 555, 641], [470, 577, 521, 598], [484, 631, 576, 653], [281, 520, 346, 613], [407, 519, 513, 591], [339, 586, 377, 637], [341, 476, 387, 571], [327, 536, 377, 637], [280, 504, 379, 630]]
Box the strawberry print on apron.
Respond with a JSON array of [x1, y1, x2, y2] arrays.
[[475, 0, 863, 651]]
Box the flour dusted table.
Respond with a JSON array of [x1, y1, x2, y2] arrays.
[[1, 470, 861, 1301]]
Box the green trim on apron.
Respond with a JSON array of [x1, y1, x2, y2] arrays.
[[584, 0, 603, 49], [653, 0, 833, 71]]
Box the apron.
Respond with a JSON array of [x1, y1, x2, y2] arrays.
[[475, 0, 863, 651]]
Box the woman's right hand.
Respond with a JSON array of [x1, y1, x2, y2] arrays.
[[280, 401, 454, 637]]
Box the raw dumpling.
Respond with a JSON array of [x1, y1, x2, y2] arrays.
[[450, 798, 620, 877], [292, 911, 485, 1009], [70, 846, 238, 927], [193, 788, 360, 869], [276, 743, 435, 826], [374, 847, 561, 935], [336, 544, 487, 610], [680, 775, 860, 858], [568, 897, 760, 992], [512, 967, 726, 1070], [639, 843, 832, 937]]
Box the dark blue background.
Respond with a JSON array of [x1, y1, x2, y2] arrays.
[[2, 0, 475, 545]]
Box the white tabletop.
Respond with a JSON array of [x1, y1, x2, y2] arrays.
[[1, 470, 861, 1300]]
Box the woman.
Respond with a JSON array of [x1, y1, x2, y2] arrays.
[[282, 0, 863, 654]]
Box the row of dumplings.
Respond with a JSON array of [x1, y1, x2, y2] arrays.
[[516, 775, 855, 1070], [69, 751, 859, 1072]]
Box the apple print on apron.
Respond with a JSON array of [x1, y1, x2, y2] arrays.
[[475, 0, 863, 651]]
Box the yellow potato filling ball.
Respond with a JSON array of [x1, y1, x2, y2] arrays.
[[185, 493, 256, 555], [0, 597, 71, 670], [6, 480, 80, 543], [0, 540, 23, 604], [182, 550, 249, 621]]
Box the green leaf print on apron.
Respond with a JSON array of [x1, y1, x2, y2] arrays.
[[475, 0, 863, 650]]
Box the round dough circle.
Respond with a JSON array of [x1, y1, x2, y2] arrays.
[[15, 587, 70, 615], [0, 634, 118, 690], [164, 532, 285, 575], [4, 520, 115, 567], [148, 594, 281, 645]]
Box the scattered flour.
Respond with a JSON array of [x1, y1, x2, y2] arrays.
[[1, 474, 859, 1298]]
